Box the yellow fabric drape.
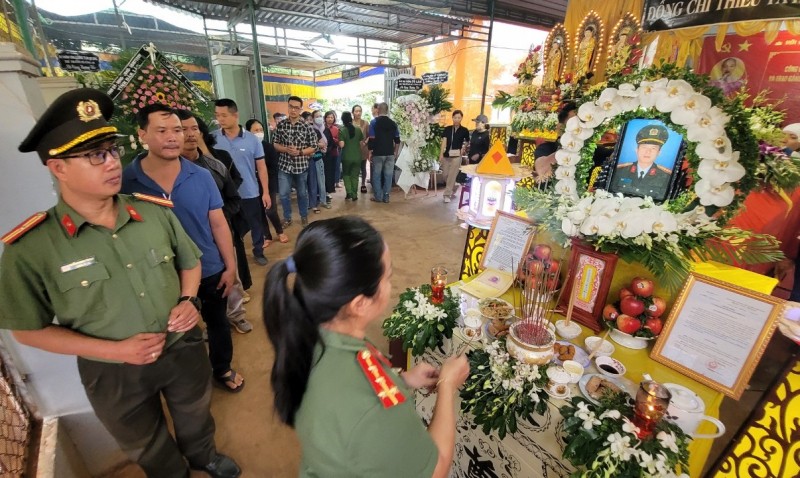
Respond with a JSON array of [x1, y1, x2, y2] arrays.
[[716, 20, 789, 51], [563, 0, 645, 84], [263, 81, 315, 99], [787, 20, 800, 36]]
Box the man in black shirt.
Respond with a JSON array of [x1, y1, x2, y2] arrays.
[[468, 114, 491, 164], [367, 102, 400, 203], [439, 110, 470, 203]]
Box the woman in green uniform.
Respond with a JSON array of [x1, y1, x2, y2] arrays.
[[338, 112, 365, 201], [263, 216, 469, 478]]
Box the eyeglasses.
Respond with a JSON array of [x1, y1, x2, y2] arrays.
[[60, 145, 122, 165]]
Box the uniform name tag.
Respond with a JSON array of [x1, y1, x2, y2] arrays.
[[60, 257, 96, 273]]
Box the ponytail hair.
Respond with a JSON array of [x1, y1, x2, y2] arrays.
[[341, 111, 355, 138], [263, 216, 385, 426]]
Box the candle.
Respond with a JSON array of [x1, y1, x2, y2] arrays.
[[431, 265, 448, 304], [632, 380, 672, 438]]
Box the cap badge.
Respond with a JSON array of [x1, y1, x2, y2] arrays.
[[649, 128, 659, 136], [77, 100, 102, 123]]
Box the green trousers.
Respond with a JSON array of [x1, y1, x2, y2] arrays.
[[342, 157, 362, 198]]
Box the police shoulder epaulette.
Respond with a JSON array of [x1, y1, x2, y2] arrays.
[[356, 349, 406, 408], [656, 165, 672, 173], [617, 162, 634, 169], [132, 192, 173, 208], [1, 212, 47, 244]]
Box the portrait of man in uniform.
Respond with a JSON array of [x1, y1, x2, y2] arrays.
[[609, 120, 681, 202]]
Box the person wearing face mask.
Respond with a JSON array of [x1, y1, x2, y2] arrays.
[[310, 110, 329, 211], [782, 123, 800, 158], [246, 119, 288, 247], [468, 115, 491, 164], [301, 112, 322, 213], [323, 111, 341, 205]]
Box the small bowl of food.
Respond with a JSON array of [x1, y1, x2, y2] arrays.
[[585, 336, 615, 357], [479, 297, 515, 338], [555, 320, 582, 339], [563, 360, 585, 383], [548, 383, 571, 399], [595, 356, 626, 379]]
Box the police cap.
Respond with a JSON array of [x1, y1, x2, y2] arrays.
[[635, 124, 669, 146], [19, 88, 118, 164]]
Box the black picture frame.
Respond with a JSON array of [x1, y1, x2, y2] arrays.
[[598, 119, 687, 203]]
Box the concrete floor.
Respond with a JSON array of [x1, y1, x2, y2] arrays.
[[104, 183, 793, 478], [107, 184, 468, 477]]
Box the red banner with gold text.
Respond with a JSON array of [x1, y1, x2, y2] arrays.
[[697, 31, 800, 119]]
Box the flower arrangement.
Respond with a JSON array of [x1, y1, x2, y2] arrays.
[[382, 284, 461, 356], [511, 110, 559, 134], [119, 66, 198, 116], [391, 94, 439, 173], [560, 394, 690, 478], [514, 64, 784, 290], [759, 144, 800, 193], [460, 339, 549, 439], [514, 45, 543, 83]]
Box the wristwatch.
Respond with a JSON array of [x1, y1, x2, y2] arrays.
[[178, 295, 202, 312]]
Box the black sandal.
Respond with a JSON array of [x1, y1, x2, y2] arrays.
[[360, 185, 367, 193], [214, 369, 245, 393]]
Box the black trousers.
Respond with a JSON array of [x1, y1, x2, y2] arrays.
[[323, 153, 338, 194], [262, 190, 283, 240], [77, 327, 215, 477], [198, 270, 234, 377]]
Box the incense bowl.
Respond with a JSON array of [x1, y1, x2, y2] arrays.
[[507, 322, 556, 365]]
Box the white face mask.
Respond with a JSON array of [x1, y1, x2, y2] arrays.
[[253, 132, 265, 140], [314, 117, 324, 126]]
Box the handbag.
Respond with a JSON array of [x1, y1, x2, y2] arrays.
[[448, 127, 461, 157]]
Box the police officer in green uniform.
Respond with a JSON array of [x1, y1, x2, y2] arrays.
[[613, 124, 673, 199], [0, 89, 240, 478], [263, 216, 470, 478]]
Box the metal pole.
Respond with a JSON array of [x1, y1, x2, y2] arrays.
[[203, 15, 220, 98], [248, 0, 267, 133], [28, 0, 52, 76], [479, 0, 495, 116], [110, 0, 127, 50], [10, 0, 36, 59]]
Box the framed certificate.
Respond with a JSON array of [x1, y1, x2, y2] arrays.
[[559, 241, 618, 332], [480, 211, 536, 274], [651, 273, 785, 399]]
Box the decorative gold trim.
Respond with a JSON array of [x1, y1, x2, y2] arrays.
[[650, 272, 784, 400], [48, 126, 118, 156], [77, 100, 102, 122], [480, 211, 535, 273]]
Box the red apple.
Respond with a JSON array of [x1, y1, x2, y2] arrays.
[[645, 317, 664, 336], [546, 259, 561, 277], [603, 304, 620, 321], [646, 297, 667, 317], [527, 260, 545, 276], [620, 296, 646, 317], [533, 244, 552, 261], [546, 277, 559, 290], [619, 288, 634, 300], [617, 314, 642, 334], [631, 277, 655, 297]]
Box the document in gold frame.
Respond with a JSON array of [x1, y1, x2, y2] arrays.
[[650, 273, 785, 399]]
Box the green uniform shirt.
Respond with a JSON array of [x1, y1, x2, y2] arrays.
[[0, 194, 201, 355], [294, 329, 438, 478]]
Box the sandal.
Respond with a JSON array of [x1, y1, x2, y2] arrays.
[[360, 185, 368, 194], [214, 369, 245, 393], [313, 208, 321, 214], [263, 239, 273, 248], [278, 233, 289, 243]]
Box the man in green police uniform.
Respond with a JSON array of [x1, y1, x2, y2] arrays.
[[613, 124, 673, 199], [0, 89, 240, 478]]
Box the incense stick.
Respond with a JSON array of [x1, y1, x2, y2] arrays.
[[564, 271, 580, 326]]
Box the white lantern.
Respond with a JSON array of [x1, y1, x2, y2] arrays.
[[467, 174, 518, 227]]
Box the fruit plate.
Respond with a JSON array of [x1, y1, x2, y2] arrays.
[[609, 328, 656, 350], [552, 341, 590, 368]]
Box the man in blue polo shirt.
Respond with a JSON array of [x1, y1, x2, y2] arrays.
[[122, 104, 245, 393], [211, 98, 271, 266]]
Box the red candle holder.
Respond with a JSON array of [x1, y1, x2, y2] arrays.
[[430, 265, 448, 305], [632, 380, 672, 439]]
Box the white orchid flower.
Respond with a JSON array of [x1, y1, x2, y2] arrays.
[[613, 210, 648, 238], [686, 106, 728, 143], [600, 409, 621, 420], [577, 102, 606, 128], [696, 135, 733, 161], [561, 218, 579, 236], [618, 83, 639, 97], [698, 152, 746, 186], [695, 179, 735, 207], [651, 210, 679, 234], [637, 78, 669, 109], [567, 209, 587, 223], [555, 165, 576, 180], [656, 431, 680, 453], [580, 215, 614, 236], [670, 93, 712, 126], [655, 79, 695, 113], [617, 196, 646, 212], [555, 179, 578, 198], [597, 88, 622, 115], [555, 149, 581, 166], [621, 417, 641, 436], [591, 197, 622, 217], [565, 116, 594, 140], [559, 132, 584, 152], [607, 432, 636, 461]]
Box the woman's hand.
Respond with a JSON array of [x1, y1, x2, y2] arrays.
[[438, 354, 470, 391], [401, 362, 439, 390]]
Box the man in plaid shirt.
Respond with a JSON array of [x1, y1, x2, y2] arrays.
[[273, 96, 318, 227]]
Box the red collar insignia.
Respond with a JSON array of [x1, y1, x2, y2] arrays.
[[630, 165, 636, 173], [61, 214, 77, 237], [649, 168, 656, 176], [126, 204, 143, 222]]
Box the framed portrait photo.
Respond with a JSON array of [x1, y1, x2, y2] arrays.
[[604, 119, 686, 203], [559, 241, 618, 332], [651, 273, 785, 400]]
